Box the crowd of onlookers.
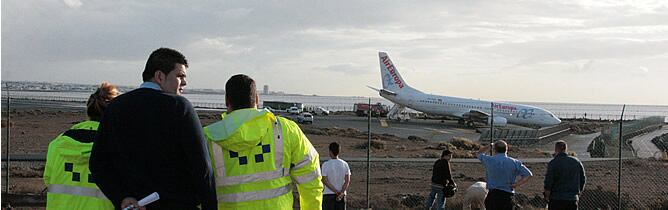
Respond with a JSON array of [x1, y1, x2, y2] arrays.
[[426, 140, 586, 210]]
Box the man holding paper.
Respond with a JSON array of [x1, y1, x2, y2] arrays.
[[90, 48, 217, 209]]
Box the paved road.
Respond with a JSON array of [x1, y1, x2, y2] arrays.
[[2, 98, 83, 111], [631, 125, 668, 158], [540, 132, 600, 157], [300, 114, 482, 142]]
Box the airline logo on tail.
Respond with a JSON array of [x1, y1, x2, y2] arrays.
[[381, 56, 404, 89]]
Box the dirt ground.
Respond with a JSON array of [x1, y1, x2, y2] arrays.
[[2, 109, 668, 209]]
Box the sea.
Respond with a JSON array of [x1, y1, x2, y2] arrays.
[[3, 90, 668, 122]]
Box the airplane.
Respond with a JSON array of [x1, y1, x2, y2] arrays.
[[368, 52, 562, 128]]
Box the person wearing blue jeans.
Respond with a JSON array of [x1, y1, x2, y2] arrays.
[[425, 150, 455, 210]]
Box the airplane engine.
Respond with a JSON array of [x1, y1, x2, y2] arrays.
[[487, 117, 507, 126]]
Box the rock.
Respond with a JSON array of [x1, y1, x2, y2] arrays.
[[400, 194, 425, 208], [408, 135, 428, 142]]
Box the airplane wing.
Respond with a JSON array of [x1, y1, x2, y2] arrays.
[[367, 85, 397, 96], [461, 109, 490, 119], [367, 85, 381, 92]]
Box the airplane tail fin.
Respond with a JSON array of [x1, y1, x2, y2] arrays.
[[379, 52, 411, 93]]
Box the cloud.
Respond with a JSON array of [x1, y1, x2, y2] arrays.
[[580, 60, 595, 71], [637, 66, 650, 74], [324, 63, 369, 75], [63, 0, 82, 9], [2, 0, 668, 104]]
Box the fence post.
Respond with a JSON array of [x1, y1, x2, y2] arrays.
[[490, 102, 494, 155], [618, 104, 625, 209], [5, 87, 11, 195], [366, 98, 371, 209]]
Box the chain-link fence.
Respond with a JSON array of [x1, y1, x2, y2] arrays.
[[3, 94, 668, 209], [339, 158, 668, 210]]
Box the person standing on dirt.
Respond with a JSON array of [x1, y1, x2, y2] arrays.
[[544, 140, 586, 210], [90, 48, 217, 209], [425, 150, 456, 210], [321, 142, 351, 210], [476, 140, 533, 210], [44, 82, 119, 210]]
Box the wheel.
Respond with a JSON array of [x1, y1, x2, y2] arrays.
[[466, 121, 475, 127]]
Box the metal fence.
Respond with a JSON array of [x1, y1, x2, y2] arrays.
[[3, 157, 668, 209], [336, 158, 668, 210], [3, 95, 668, 209]]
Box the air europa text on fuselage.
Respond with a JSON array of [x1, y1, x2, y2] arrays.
[[382, 56, 404, 89]]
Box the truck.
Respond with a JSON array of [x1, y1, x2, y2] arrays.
[[354, 103, 389, 117]]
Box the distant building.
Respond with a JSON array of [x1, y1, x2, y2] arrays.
[[263, 85, 269, 95]]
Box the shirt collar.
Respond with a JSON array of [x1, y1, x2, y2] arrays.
[[139, 82, 162, 91], [556, 152, 568, 157], [494, 153, 508, 157]]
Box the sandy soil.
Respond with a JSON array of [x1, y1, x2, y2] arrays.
[[2, 110, 668, 209]]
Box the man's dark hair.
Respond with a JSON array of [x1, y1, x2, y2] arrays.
[[441, 150, 452, 157], [142, 48, 188, 81], [494, 140, 508, 153], [329, 142, 340, 156], [225, 74, 257, 110], [555, 140, 567, 152]]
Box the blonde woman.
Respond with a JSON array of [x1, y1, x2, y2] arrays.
[[44, 82, 119, 210]]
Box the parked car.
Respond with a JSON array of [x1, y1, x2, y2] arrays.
[[297, 112, 313, 124], [313, 107, 330, 115], [288, 106, 300, 115]]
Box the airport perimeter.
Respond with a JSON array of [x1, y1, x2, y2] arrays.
[[2, 99, 668, 209]]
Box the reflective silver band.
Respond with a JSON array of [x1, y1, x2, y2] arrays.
[[219, 167, 288, 186], [273, 118, 285, 172], [218, 185, 291, 202], [48, 184, 109, 200], [292, 146, 318, 171], [292, 168, 321, 184]]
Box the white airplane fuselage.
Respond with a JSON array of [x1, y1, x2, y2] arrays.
[[375, 52, 561, 128]]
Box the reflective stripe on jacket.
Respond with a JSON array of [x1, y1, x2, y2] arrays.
[[43, 120, 114, 210], [204, 108, 323, 210]]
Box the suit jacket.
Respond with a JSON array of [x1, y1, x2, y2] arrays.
[[90, 87, 216, 209]]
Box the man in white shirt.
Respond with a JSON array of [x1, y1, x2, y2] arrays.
[[321, 142, 351, 210]]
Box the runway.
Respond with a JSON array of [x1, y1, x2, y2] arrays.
[[297, 114, 481, 142]]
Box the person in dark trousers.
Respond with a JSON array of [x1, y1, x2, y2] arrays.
[[90, 48, 216, 210], [476, 140, 533, 210], [544, 141, 586, 210], [321, 142, 351, 210], [425, 150, 456, 210]]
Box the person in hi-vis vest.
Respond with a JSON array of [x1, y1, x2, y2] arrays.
[[44, 82, 119, 210], [204, 74, 324, 210]]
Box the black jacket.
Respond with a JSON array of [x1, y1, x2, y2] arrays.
[[90, 88, 216, 210], [431, 159, 454, 186], [544, 152, 586, 201]]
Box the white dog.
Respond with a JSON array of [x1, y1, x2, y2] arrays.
[[463, 182, 488, 210]]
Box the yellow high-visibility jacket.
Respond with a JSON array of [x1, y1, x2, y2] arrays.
[[43, 120, 114, 210], [204, 108, 323, 210]]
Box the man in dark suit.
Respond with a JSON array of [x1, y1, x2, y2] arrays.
[[90, 48, 216, 210]]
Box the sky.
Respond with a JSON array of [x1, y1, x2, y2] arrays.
[[2, 0, 668, 105]]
